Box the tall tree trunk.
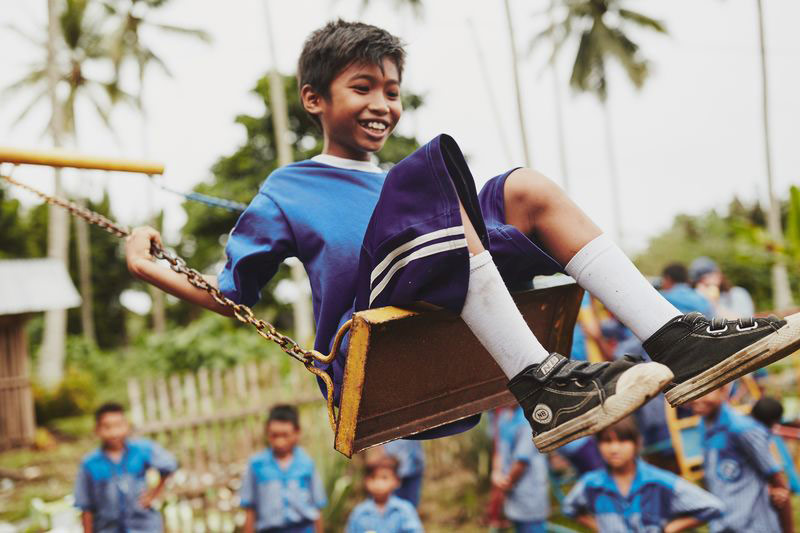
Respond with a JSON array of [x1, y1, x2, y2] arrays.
[[756, 0, 793, 309], [39, 0, 70, 389], [549, 0, 570, 193], [75, 212, 96, 344], [503, 0, 532, 167], [601, 100, 624, 246], [264, 0, 314, 345]]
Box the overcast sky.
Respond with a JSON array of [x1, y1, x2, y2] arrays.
[[1, 0, 799, 254]]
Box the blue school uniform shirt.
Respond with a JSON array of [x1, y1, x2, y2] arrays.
[[73, 438, 177, 533], [239, 446, 326, 530], [384, 440, 425, 479], [218, 156, 385, 404], [563, 459, 722, 533], [700, 404, 781, 533], [498, 408, 550, 522], [660, 283, 713, 317], [346, 495, 423, 533]]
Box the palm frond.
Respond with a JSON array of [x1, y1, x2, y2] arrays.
[[618, 9, 667, 34], [9, 85, 50, 129], [150, 22, 211, 43], [2, 23, 46, 48]]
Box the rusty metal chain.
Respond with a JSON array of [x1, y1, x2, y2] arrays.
[[1, 171, 348, 430]]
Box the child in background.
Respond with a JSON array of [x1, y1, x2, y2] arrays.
[[691, 388, 794, 532], [563, 417, 722, 533], [74, 402, 178, 533], [241, 405, 326, 533], [383, 439, 425, 507], [752, 395, 800, 493], [491, 407, 550, 533], [346, 454, 423, 533]]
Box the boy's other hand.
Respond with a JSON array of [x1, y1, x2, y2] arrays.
[[491, 470, 511, 492], [126, 226, 162, 277], [769, 485, 791, 508], [138, 486, 159, 509]]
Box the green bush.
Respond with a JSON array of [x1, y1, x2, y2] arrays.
[[33, 367, 97, 425]]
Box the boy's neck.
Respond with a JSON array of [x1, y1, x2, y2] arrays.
[[102, 441, 126, 460], [703, 404, 723, 423], [272, 446, 295, 466], [322, 139, 370, 162], [609, 459, 638, 496], [372, 494, 390, 511]]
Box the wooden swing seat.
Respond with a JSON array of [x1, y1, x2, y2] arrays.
[[334, 282, 583, 457]]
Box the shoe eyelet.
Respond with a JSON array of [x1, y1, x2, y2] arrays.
[[706, 324, 728, 334], [736, 322, 758, 332]]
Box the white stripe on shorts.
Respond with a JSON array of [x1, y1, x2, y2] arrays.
[[370, 226, 465, 285], [369, 238, 468, 306]]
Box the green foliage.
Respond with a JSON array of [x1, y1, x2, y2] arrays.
[[635, 195, 800, 311], [0, 187, 47, 259], [33, 367, 97, 425], [787, 185, 800, 262]]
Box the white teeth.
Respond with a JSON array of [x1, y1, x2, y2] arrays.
[[365, 121, 386, 131]]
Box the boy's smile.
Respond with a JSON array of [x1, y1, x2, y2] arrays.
[[303, 58, 402, 161]]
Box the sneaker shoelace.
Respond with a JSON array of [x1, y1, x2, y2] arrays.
[[681, 312, 759, 333]]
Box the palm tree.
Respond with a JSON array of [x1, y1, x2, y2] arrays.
[[754, 0, 793, 309], [534, 0, 666, 245], [103, 0, 210, 333], [5, 0, 132, 381]]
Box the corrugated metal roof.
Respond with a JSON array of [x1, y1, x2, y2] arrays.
[[0, 259, 81, 315]]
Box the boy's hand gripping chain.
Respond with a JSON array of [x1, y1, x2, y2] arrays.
[[0, 172, 347, 431]]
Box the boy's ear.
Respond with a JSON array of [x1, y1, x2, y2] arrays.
[[300, 84, 324, 118]]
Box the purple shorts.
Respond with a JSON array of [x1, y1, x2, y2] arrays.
[[341, 134, 562, 439]]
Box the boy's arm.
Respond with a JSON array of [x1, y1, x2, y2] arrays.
[[81, 511, 93, 533], [126, 227, 233, 316], [575, 515, 598, 531], [504, 459, 529, 490], [768, 472, 794, 533], [663, 516, 703, 533], [314, 517, 324, 533], [243, 509, 256, 533]]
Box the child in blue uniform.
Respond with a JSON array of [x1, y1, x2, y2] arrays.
[[241, 405, 326, 533], [383, 439, 425, 507], [125, 20, 800, 451], [346, 454, 423, 533], [690, 387, 793, 532], [563, 417, 722, 533], [491, 407, 549, 533], [74, 403, 177, 533]]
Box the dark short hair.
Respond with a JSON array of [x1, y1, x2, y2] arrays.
[[596, 416, 640, 444], [297, 20, 406, 125], [752, 396, 783, 428], [267, 404, 300, 429], [94, 402, 125, 424], [662, 262, 689, 284], [365, 453, 399, 478]]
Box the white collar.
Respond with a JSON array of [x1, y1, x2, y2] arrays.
[[311, 153, 384, 174]]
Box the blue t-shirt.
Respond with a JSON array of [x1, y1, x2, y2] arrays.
[[384, 439, 425, 479], [661, 283, 713, 317], [218, 158, 385, 402], [346, 495, 423, 533], [73, 438, 178, 533], [240, 446, 326, 530], [563, 459, 723, 533], [498, 408, 550, 522], [700, 404, 781, 533]]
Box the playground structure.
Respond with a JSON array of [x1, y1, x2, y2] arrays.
[[0, 146, 582, 458]]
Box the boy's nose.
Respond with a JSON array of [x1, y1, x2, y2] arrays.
[[367, 96, 390, 114]]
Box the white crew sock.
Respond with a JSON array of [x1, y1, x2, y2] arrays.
[[460, 251, 550, 378], [565, 233, 681, 341]]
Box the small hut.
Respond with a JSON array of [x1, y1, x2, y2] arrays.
[[0, 259, 80, 449]]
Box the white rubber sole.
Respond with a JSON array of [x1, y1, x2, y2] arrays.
[[665, 312, 800, 407], [533, 362, 673, 453]]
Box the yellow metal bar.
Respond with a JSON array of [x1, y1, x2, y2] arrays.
[[0, 146, 164, 175]]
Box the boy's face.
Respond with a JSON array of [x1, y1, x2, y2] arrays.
[[689, 387, 727, 418], [95, 411, 129, 450], [303, 58, 402, 161], [597, 432, 638, 470], [267, 420, 300, 456], [365, 466, 399, 503]]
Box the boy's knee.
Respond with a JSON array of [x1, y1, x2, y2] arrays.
[[505, 168, 565, 214]]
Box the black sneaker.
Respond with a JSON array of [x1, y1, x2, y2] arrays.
[[644, 312, 800, 407], [507, 353, 673, 452]]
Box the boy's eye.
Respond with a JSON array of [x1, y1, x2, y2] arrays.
[[387, 91, 399, 98], [353, 85, 369, 92]]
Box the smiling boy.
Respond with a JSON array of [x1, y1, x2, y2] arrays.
[[125, 20, 800, 451]]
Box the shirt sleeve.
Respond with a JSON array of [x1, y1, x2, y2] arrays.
[[511, 425, 534, 464], [312, 466, 327, 509], [147, 440, 178, 476], [240, 463, 256, 509], [73, 464, 93, 511], [669, 477, 724, 523], [217, 192, 296, 307], [562, 477, 590, 518], [401, 504, 425, 532], [733, 427, 782, 478]]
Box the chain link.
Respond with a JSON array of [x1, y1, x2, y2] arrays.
[[1, 172, 345, 430]]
